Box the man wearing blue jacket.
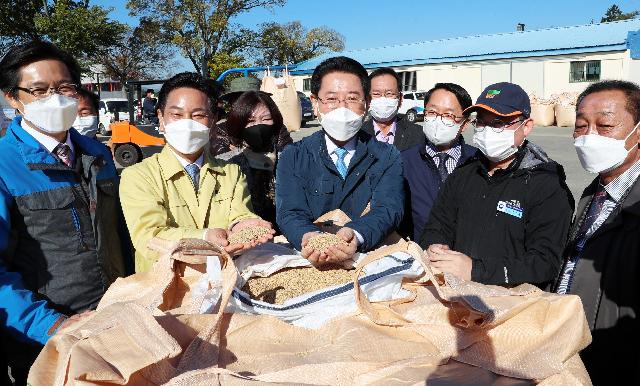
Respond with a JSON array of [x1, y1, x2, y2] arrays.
[[276, 57, 404, 265], [0, 41, 129, 383]]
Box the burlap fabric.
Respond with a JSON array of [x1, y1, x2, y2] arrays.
[[28, 238, 592, 385]]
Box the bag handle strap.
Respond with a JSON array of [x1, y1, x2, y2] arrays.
[[353, 240, 437, 326]]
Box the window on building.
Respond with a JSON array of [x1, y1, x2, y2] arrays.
[[303, 78, 311, 92], [570, 60, 601, 83], [397, 71, 417, 91]]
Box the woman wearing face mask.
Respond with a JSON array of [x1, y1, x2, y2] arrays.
[[224, 91, 292, 228], [419, 82, 574, 290]]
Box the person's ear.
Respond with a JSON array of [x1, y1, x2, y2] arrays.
[[459, 118, 469, 133], [522, 118, 535, 136], [310, 94, 320, 117]]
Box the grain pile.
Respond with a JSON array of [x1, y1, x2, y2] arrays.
[[241, 265, 355, 304], [228, 226, 271, 244], [306, 233, 347, 252]]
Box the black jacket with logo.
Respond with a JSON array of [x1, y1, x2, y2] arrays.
[[419, 141, 574, 288]]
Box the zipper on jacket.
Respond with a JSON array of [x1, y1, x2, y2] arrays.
[[70, 206, 88, 252]]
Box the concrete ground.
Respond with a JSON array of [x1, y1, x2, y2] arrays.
[[104, 120, 593, 202]]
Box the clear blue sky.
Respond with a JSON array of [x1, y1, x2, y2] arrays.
[[94, 0, 640, 73]]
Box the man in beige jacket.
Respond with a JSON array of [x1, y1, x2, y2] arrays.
[[120, 72, 274, 272]]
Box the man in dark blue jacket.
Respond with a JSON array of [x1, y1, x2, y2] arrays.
[[276, 57, 404, 265], [0, 40, 130, 384], [401, 83, 477, 240]]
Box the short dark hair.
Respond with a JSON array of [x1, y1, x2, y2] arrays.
[[146, 89, 154, 95], [77, 88, 99, 114], [0, 40, 81, 95], [424, 83, 473, 117], [156, 72, 221, 113], [368, 67, 401, 93], [310, 56, 369, 96], [226, 91, 283, 141], [577, 80, 640, 123]]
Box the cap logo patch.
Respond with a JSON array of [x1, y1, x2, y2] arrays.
[[486, 89, 501, 99]]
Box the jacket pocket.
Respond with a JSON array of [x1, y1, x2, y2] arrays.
[[305, 178, 334, 196]]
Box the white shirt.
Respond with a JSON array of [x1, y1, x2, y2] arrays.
[[21, 119, 75, 156], [324, 134, 357, 168], [170, 149, 204, 169], [323, 133, 364, 247]]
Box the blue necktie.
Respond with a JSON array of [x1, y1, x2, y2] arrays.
[[185, 163, 200, 192], [334, 147, 348, 179]]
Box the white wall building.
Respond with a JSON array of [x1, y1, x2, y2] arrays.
[[290, 20, 640, 101]]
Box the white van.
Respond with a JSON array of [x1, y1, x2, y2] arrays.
[[98, 98, 129, 135], [398, 91, 426, 123]]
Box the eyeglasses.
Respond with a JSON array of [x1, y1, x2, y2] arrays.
[[15, 83, 79, 99], [424, 110, 465, 127], [370, 91, 399, 99], [471, 117, 525, 133], [316, 96, 366, 110]]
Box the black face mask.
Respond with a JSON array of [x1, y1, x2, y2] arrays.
[[242, 124, 275, 152]]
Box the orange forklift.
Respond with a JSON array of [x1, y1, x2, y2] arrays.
[[108, 79, 166, 167]]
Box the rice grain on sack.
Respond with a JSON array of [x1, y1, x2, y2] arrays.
[[306, 233, 347, 251], [228, 226, 271, 244], [242, 265, 355, 304]]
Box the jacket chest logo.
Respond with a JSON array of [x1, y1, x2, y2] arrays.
[[497, 200, 523, 219]]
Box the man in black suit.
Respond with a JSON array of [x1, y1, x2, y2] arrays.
[[361, 67, 424, 151]]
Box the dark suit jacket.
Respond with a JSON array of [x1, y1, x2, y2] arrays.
[[361, 114, 425, 152]]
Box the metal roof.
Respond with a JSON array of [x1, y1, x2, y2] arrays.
[[291, 19, 640, 75]]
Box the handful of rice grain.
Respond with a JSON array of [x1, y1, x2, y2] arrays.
[[241, 265, 355, 304], [306, 233, 347, 252], [228, 226, 271, 245]]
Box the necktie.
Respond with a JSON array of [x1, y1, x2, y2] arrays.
[[54, 143, 73, 167], [556, 187, 609, 294], [185, 163, 200, 192], [435, 153, 450, 182], [334, 147, 348, 179]]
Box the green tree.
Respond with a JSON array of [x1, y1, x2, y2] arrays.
[[0, 0, 126, 66], [601, 4, 639, 22], [254, 21, 345, 66], [99, 19, 175, 85], [126, 0, 286, 76]]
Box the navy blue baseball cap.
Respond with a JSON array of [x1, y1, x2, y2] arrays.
[[463, 82, 531, 118]]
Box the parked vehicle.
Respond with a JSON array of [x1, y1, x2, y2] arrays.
[[398, 91, 426, 123], [98, 98, 129, 135], [298, 91, 314, 126], [108, 80, 165, 167]]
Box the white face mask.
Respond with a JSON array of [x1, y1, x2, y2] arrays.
[[574, 122, 638, 174], [423, 119, 461, 146], [369, 97, 399, 122], [162, 119, 210, 154], [20, 94, 78, 134], [319, 107, 364, 142], [73, 115, 98, 137], [473, 123, 523, 162]]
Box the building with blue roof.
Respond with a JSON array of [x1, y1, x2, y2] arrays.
[[291, 19, 640, 104]]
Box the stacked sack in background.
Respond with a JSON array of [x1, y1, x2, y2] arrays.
[[554, 92, 579, 127], [261, 67, 301, 133], [28, 232, 594, 385], [529, 93, 556, 126], [529, 92, 579, 127]]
